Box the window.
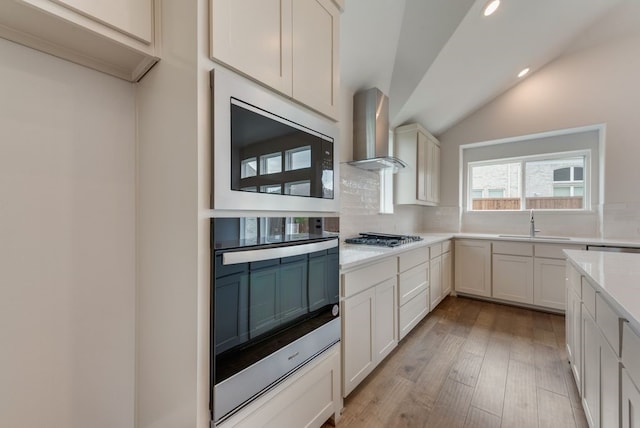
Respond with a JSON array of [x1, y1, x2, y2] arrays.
[[468, 152, 588, 211]]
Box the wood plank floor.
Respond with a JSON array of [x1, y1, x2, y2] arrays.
[[326, 296, 587, 428]]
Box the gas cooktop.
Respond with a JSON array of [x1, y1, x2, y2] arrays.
[[344, 232, 423, 248]]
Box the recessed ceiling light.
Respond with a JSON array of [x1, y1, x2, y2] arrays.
[[483, 0, 501, 17], [518, 68, 530, 78]]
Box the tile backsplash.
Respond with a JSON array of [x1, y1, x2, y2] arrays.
[[339, 164, 426, 240], [603, 202, 640, 239], [338, 165, 640, 240]]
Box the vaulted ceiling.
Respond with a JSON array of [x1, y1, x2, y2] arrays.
[[340, 0, 631, 136]]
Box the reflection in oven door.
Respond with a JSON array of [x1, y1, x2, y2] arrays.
[[210, 218, 340, 423]]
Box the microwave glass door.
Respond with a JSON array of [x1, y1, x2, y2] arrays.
[[230, 99, 334, 200]]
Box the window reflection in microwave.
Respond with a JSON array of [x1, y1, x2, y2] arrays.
[[284, 180, 310, 197], [231, 103, 332, 199], [285, 146, 311, 171]]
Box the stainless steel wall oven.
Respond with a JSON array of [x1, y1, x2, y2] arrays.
[[210, 217, 340, 424]]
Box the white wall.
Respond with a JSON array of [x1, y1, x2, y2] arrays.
[[437, 7, 640, 238], [0, 38, 136, 428]]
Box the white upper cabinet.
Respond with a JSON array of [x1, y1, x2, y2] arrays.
[[0, 0, 158, 81], [210, 0, 341, 119], [394, 123, 441, 206], [54, 0, 152, 42], [210, 0, 292, 95]]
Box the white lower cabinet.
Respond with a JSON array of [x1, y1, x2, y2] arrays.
[[219, 343, 342, 428], [455, 239, 491, 297], [342, 286, 375, 396], [534, 257, 567, 310], [342, 259, 397, 397], [399, 288, 429, 340], [623, 323, 640, 428], [581, 304, 620, 428], [490, 242, 585, 311], [442, 249, 452, 296], [581, 306, 600, 428], [623, 368, 640, 428], [398, 247, 430, 340], [374, 277, 398, 362], [429, 252, 442, 310], [567, 261, 622, 428], [566, 284, 582, 394], [492, 253, 534, 304]]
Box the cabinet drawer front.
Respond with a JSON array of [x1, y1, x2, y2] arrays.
[[535, 244, 586, 259], [343, 258, 396, 298], [399, 247, 429, 272], [429, 243, 442, 259], [582, 278, 597, 319], [623, 323, 640, 384], [442, 240, 452, 253], [493, 241, 533, 256], [399, 288, 429, 340], [596, 293, 622, 356], [398, 263, 428, 306]]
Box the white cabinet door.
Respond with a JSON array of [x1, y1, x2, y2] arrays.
[[429, 255, 442, 310], [492, 254, 534, 304], [601, 338, 619, 428], [426, 137, 440, 204], [342, 287, 375, 397], [291, 0, 339, 119], [374, 278, 397, 363], [582, 306, 600, 428], [210, 0, 340, 119], [53, 0, 152, 43], [442, 250, 452, 297], [534, 257, 566, 310], [416, 131, 428, 202], [455, 240, 491, 297], [0, 0, 157, 81], [566, 286, 582, 395], [210, 0, 293, 95], [622, 369, 640, 428], [394, 123, 440, 206]]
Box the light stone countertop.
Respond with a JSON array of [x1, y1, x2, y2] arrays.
[[340, 232, 640, 272], [340, 233, 453, 271], [565, 249, 640, 334]]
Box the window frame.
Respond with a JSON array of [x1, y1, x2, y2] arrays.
[[466, 149, 591, 212]]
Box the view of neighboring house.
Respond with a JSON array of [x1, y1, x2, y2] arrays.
[[470, 155, 585, 210]]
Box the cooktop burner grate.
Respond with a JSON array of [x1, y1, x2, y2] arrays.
[[344, 232, 423, 247]]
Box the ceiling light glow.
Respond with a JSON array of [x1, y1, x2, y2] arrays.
[[483, 0, 500, 17], [518, 68, 530, 78]]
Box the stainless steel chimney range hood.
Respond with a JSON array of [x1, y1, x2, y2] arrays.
[[348, 88, 407, 172]]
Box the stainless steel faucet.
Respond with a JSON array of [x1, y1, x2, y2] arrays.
[[529, 209, 540, 238]]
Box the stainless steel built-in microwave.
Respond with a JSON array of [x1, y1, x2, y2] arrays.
[[211, 68, 339, 213]]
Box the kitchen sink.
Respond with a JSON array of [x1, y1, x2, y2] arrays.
[[498, 234, 572, 241]]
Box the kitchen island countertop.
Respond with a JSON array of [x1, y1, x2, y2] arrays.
[[565, 249, 640, 333]]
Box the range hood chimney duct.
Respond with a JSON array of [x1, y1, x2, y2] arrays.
[[349, 88, 407, 172]]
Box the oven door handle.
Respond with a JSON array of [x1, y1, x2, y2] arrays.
[[222, 239, 338, 265]]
